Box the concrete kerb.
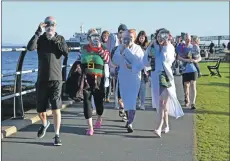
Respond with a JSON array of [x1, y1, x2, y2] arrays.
[[1, 100, 74, 139]]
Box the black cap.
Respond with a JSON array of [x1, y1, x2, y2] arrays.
[[118, 24, 127, 32]]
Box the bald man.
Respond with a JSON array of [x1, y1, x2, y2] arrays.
[[27, 16, 68, 146]]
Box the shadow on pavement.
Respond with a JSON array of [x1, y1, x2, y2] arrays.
[[2, 140, 54, 147], [183, 108, 229, 116]]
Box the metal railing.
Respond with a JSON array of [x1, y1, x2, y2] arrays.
[[1, 46, 80, 119]]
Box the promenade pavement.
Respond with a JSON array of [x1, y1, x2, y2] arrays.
[[2, 76, 195, 161]]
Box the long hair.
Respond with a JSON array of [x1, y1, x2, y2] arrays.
[[101, 30, 110, 43], [134, 30, 148, 49]]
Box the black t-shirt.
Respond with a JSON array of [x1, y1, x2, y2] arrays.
[[27, 33, 68, 81]]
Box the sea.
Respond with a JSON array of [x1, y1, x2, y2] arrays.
[[1, 46, 79, 86]]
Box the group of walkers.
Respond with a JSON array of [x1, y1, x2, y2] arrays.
[[27, 16, 201, 146]]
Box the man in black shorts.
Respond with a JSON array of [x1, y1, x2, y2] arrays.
[[27, 16, 68, 146]]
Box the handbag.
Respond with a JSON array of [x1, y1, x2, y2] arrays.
[[159, 66, 172, 88]]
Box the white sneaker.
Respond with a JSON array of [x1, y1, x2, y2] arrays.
[[114, 106, 119, 110], [140, 105, 145, 110], [122, 116, 127, 122], [162, 127, 170, 133], [154, 129, 161, 137]]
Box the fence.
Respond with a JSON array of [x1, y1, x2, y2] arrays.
[[1, 47, 80, 119]]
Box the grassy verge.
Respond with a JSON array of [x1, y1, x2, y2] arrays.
[[195, 62, 229, 161]]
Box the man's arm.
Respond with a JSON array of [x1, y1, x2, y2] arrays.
[[55, 36, 69, 56], [27, 23, 44, 51], [27, 35, 40, 51]]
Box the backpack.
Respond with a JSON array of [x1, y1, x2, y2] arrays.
[[65, 61, 84, 102]]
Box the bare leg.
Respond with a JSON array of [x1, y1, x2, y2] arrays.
[[39, 112, 47, 126], [164, 110, 169, 128], [154, 88, 169, 137], [156, 104, 165, 131], [87, 118, 93, 130], [96, 115, 102, 122], [52, 109, 61, 135], [184, 81, 190, 107], [190, 80, 197, 105], [118, 98, 124, 109]]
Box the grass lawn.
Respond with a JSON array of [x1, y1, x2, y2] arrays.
[[195, 62, 229, 161]]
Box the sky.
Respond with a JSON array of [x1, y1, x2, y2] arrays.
[[2, 1, 229, 45]]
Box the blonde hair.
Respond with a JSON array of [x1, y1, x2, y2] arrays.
[[192, 36, 200, 45], [87, 28, 98, 37], [128, 29, 136, 39]]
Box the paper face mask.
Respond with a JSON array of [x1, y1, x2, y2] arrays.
[[122, 37, 131, 46], [157, 30, 170, 44], [89, 34, 100, 47]]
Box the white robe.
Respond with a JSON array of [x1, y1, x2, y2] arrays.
[[143, 42, 184, 119], [112, 44, 144, 110]]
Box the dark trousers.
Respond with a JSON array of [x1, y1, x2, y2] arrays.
[[83, 75, 104, 119], [105, 77, 111, 99]]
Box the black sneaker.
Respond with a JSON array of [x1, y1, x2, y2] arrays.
[[119, 108, 125, 117], [191, 104, 196, 110], [53, 135, 62, 146], [37, 121, 50, 138], [125, 122, 129, 128], [127, 124, 134, 133]]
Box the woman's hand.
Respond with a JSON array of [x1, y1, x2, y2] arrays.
[[149, 40, 155, 46], [187, 59, 195, 63], [120, 44, 127, 55]]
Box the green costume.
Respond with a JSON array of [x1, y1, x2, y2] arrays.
[[81, 45, 105, 77]]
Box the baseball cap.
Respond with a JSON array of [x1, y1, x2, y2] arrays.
[[118, 24, 127, 32]]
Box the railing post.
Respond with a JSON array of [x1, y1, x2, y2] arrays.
[[62, 56, 69, 101], [13, 47, 27, 119]]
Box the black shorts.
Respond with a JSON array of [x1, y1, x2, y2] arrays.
[[36, 80, 63, 113], [182, 72, 198, 83]]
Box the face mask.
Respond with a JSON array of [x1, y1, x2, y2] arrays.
[[157, 30, 170, 45], [89, 34, 100, 47], [122, 37, 131, 46]]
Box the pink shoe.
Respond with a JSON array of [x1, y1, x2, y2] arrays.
[[94, 120, 102, 129], [86, 129, 94, 136]]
